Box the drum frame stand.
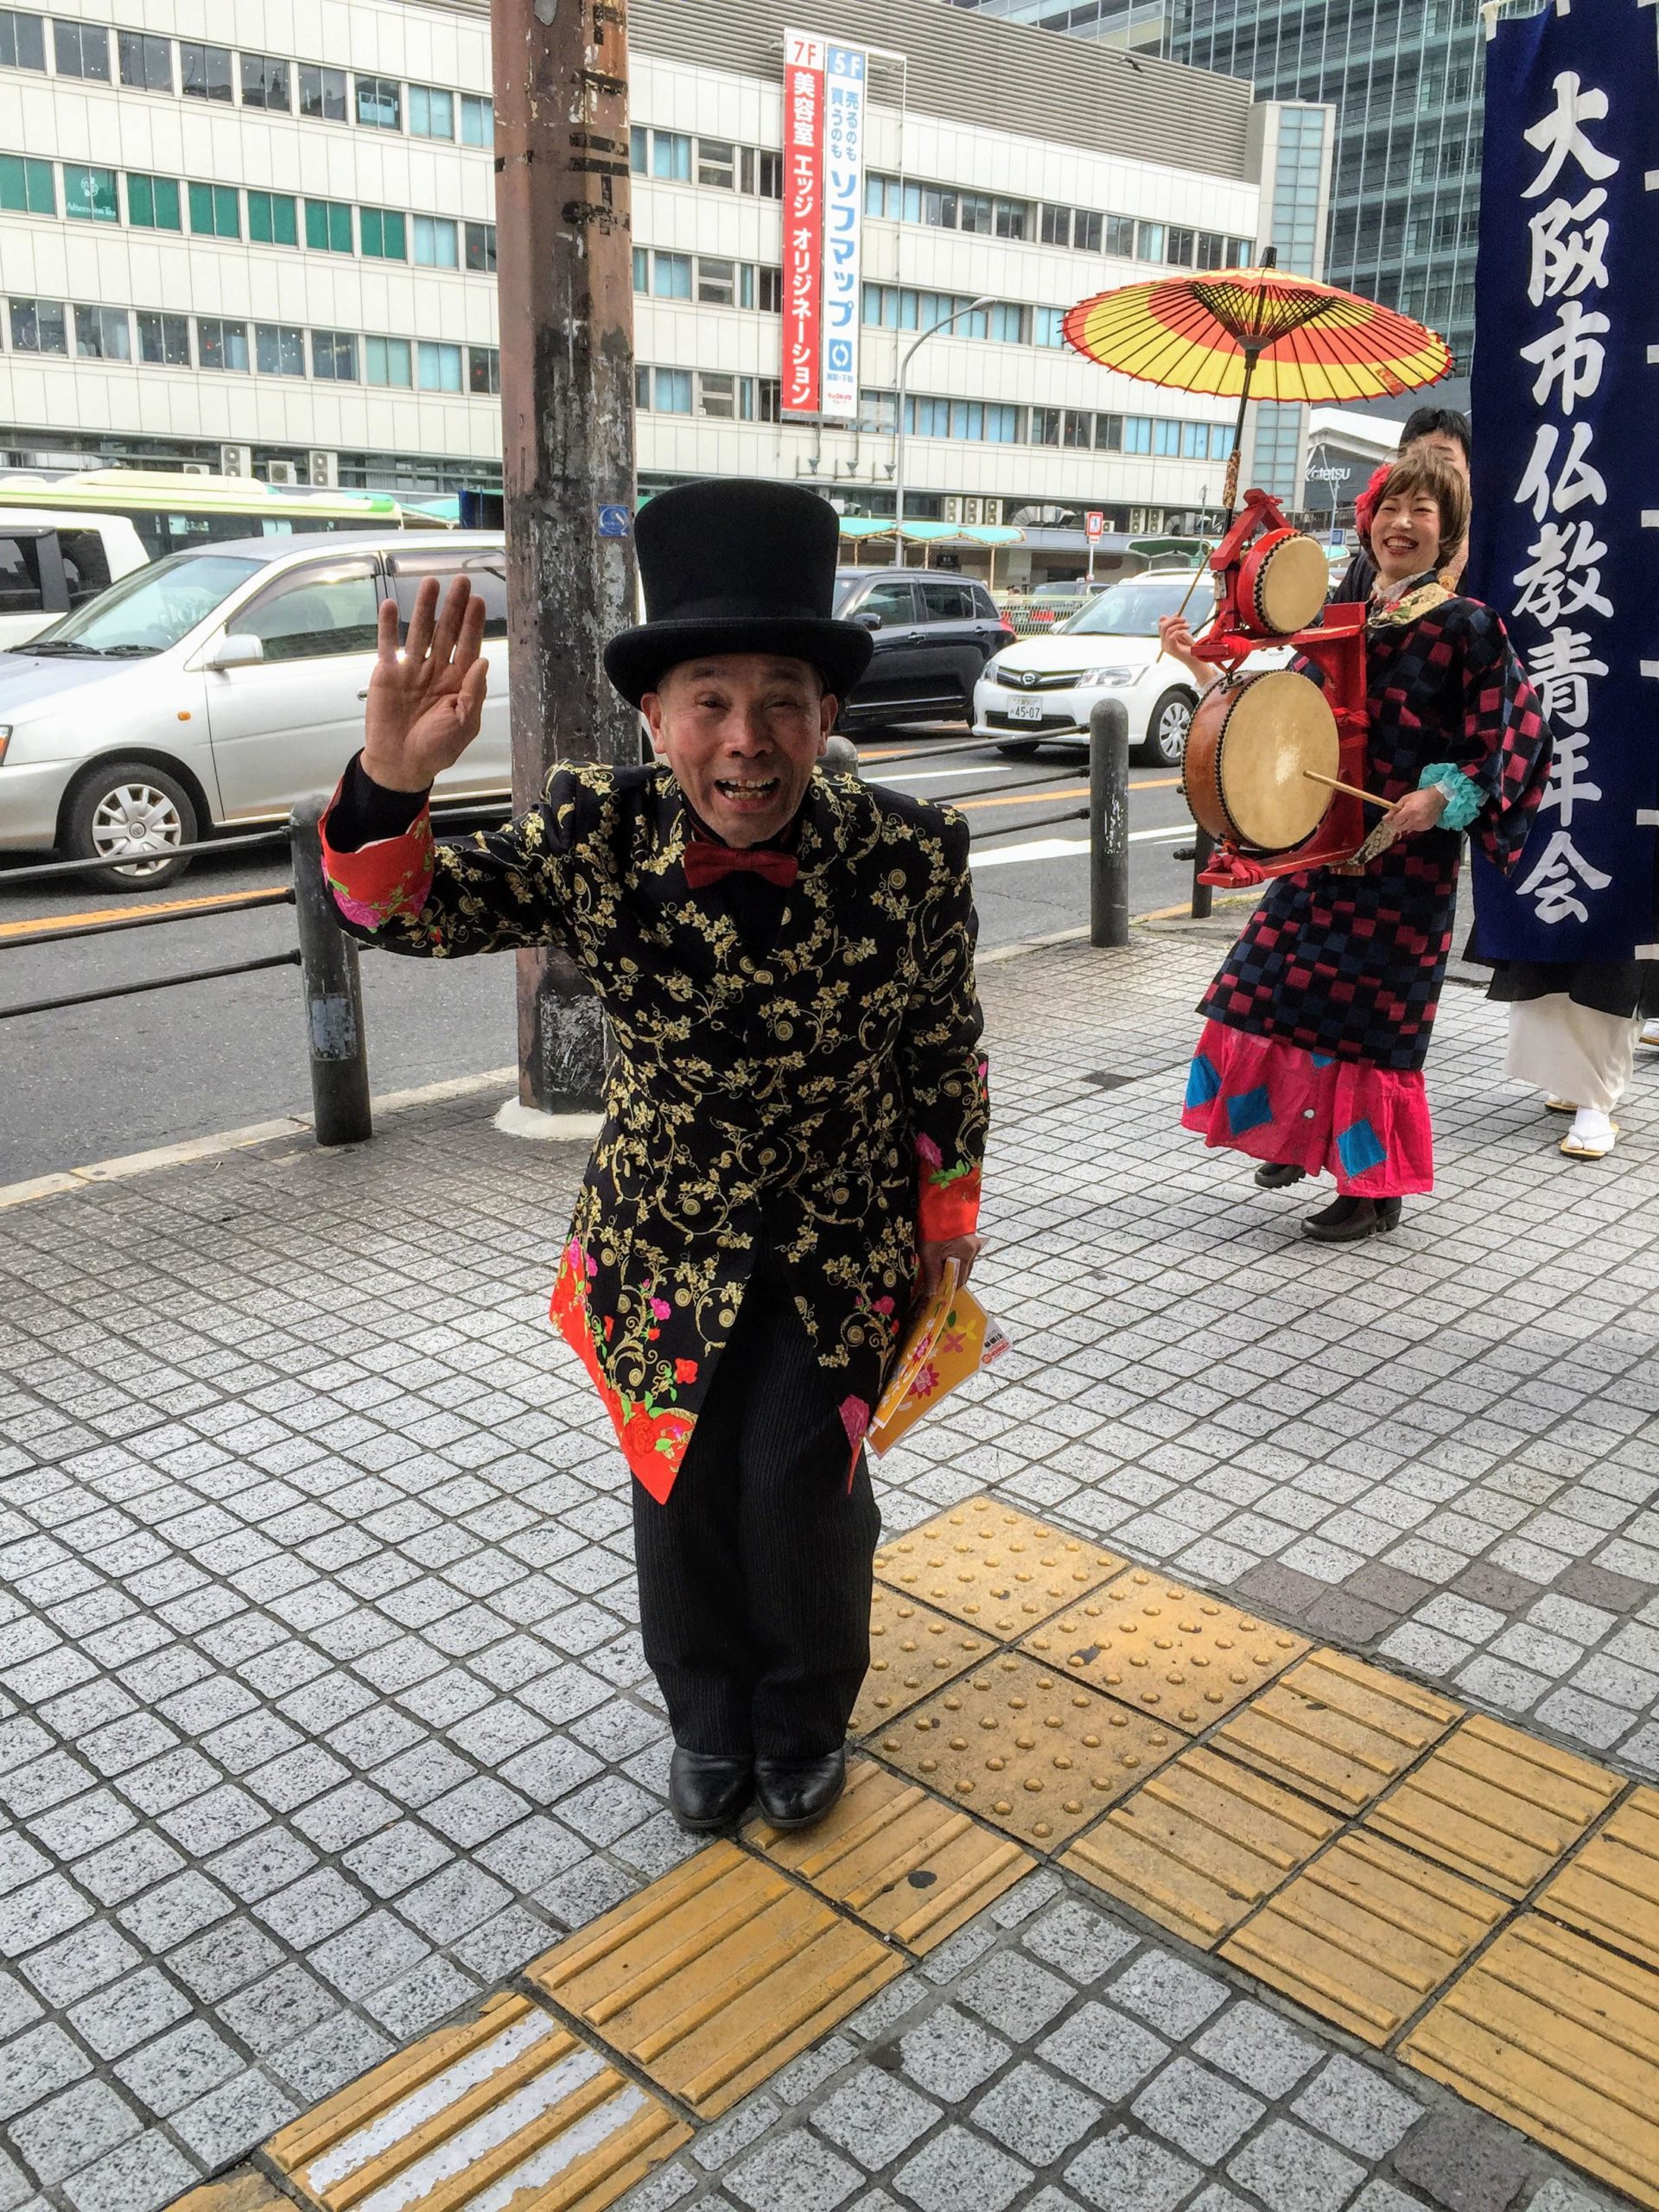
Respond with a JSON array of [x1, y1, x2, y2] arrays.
[[1189, 490, 1370, 890]]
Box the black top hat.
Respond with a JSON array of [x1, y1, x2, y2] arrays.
[[603, 479, 874, 707]]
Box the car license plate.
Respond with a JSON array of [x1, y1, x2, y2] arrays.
[[1007, 698, 1044, 722]]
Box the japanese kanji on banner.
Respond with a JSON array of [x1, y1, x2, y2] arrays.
[[820, 45, 867, 420], [782, 30, 826, 418], [1468, 0, 1659, 962]]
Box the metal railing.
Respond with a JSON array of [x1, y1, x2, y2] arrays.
[[2, 721, 1135, 1151]]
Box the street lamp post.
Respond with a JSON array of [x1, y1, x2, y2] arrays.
[[892, 294, 994, 568]]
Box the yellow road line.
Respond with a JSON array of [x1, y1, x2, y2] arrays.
[[0, 886, 288, 942]]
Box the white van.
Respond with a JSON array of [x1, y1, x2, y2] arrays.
[[0, 510, 148, 647]]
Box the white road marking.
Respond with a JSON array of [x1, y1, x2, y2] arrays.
[[969, 826, 1190, 868], [869, 765, 1014, 785]]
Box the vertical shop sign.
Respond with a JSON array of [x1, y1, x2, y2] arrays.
[[783, 30, 826, 416], [821, 44, 867, 419]]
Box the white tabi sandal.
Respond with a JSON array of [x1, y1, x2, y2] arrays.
[[1560, 1116, 1619, 1160]]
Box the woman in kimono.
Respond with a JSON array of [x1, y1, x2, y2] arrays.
[[1159, 449, 1553, 1243]]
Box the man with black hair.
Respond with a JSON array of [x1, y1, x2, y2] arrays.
[[1332, 405, 1472, 604]]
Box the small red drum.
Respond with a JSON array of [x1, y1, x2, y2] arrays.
[[1235, 527, 1330, 639], [1181, 669, 1340, 855]]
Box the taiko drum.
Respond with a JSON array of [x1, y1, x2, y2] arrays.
[[1181, 669, 1341, 855], [1235, 528, 1331, 639]]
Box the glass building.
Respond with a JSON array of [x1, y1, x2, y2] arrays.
[[1166, 0, 1481, 382]]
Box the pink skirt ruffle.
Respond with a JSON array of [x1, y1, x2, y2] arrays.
[[1181, 1020, 1433, 1198]]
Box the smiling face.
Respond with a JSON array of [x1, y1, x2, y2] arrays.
[[1370, 487, 1445, 588], [642, 653, 836, 847]]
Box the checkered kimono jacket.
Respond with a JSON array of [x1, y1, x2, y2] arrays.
[[1199, 582, 1553, 1074], [320, 761, 988, 1502]]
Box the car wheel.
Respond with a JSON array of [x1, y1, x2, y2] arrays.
[[995, 740, 1041, 759], [1140, 689, 1193, 767], [64, 760, 198, 892]]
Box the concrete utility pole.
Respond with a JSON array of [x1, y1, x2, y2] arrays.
[[492, 0, 636, 1116]]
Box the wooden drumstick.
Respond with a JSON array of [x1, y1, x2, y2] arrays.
[[1301, 768, 1389, 810], [1153, 559, 1211, 666]]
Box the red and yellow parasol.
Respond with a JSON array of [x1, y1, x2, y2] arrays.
[[1063, 251, 1453, 518]]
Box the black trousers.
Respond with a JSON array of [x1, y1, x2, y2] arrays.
[[630, 1237, 880, 1759]]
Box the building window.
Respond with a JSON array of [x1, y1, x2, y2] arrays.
[[1031, 406, 1061, 448], [757, 375, 781, 422], [1135, 221, 1165, 263], [652, 130, 691, 181], [241, 54, 289, 110], [137, 310, 189, 365], [118, 29, 170, 91], [52, 20, 106, 78], [959, 192, 994, 237], [654, 367, 692, 414], [468, 344, 499, 395], [758, 265, 782, 313], [653, 251, 691, 300], [995, 197, 1028, 241], [180, 41, 232, 101], [359, 207, 407, 260], [1105, 213, 1135, 257], [0, 152, 54, 215], [255, 324, 306, 376], [366, 335, 412, 387], [413, 214, 458, 268], [1153, 418, 1181, 455], [305, 198, 353, 253], [1123, 415, 1153, 454], [634, 363, 652, 410], [755, 150, 781, 197], [632, 245, 647, 294], [125, 172, 180, 230], [417, 341, 462, 391], [198, 317, 250, 372], [1166, 226, 1196, 269], [1095, 411, 1123, 452], [858, 388, 895, 434], [247, 190, 298, 247], [698, 371, 736, 419], [696, 257, 735, 307], [356, 75, 400, 130], [312, 330, 358, 380], [410, 86, 453, 139], [63, 165, 118, 223], [1074, 210, 1103, 253], [697, 137, 735, 188], [73, 304, 130, 360], [188, 181, 240, 238], [0, 10, 46, 70], [299, 63, 347, 122], [1040, 204, 1070, 246], [988, 302, 1027, 345], [1033, 306, 1066, 349], [460, 92, 493, 147], [921, 187, 957, 229], [464, 220, 496, 273], [629, 126, 646, 176], [10, 296, 65, 353], [1064, 409, 1092, 449]]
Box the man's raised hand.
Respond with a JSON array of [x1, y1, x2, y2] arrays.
[[361, 575, 489, 793]]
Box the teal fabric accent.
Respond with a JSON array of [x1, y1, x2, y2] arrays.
[[1417, 763, 1484, 833]]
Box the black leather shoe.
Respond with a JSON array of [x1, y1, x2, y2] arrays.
[[1254, 1162, 1306, 1190], [669, 1749, 753, 1834], [753, 1748, 847, 1832], [1300, 1195, 1402, 1243]]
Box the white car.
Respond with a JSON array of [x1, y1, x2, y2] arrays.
[[973, 569, 1220, 766], [0, 530, 509, 890]]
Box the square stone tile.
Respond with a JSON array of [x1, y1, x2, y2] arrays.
[[1131, 2056, 1264, 2163], [971, 2059, 1101, 2165]]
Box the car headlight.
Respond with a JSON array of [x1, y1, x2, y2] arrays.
[[1079, 667, 1137, 689], [0, 726, 11, 766], [982, 659, 1006, 685]]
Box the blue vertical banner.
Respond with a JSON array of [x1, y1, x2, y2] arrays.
[[1468, 0, 1659, 961]]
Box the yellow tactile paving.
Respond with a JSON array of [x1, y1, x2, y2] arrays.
[[852, 1586, 993, 1734], [1223, 1828, 1507, 2046], [745, 1753, 1036, 1951], [1535, 1783, 1659, 1970], [525, 1841, 899, 2118], [872, 1649, 1178, 1849], [873, 1498, 1123, 1638], [265, 1988, 688, 2212], [167, 2180, 284, 2212], [1021, 1568, 1306, 1732], [1064, 1745, 1341, 1948], [1403, 1913, 1659, 2212], [1211, 1648, 1460, 1815], [1364, 1713, 1621, 1900]]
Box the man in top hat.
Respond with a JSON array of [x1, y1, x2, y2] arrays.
[[316, 480, 989, 1835]]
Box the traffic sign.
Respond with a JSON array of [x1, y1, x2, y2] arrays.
[[1085, 511, 1104, 539]]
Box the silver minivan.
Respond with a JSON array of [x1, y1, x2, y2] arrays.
[[0, 530, 509, 889]]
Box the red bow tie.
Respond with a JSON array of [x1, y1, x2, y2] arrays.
[[683, 841, 799, 891]]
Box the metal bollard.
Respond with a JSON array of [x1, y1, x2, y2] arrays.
[[1088, 696, 1130, 949], [823, 734, 862, 776], [1191, 828, 1214, 920], [289, 799, 373, 1147]]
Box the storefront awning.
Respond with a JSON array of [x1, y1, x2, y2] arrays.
[[836, 518, 1025, 546]]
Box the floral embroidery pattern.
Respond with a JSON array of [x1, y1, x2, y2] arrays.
[[323, 763, 989, 1498]]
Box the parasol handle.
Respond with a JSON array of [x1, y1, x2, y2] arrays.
[[1302, 769, 1388, 810]]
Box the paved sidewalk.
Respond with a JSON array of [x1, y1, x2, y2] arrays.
[[1, 925, 1656, 2212]]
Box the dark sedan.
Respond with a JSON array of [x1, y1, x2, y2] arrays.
[[832, 569, 1014, 730]]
